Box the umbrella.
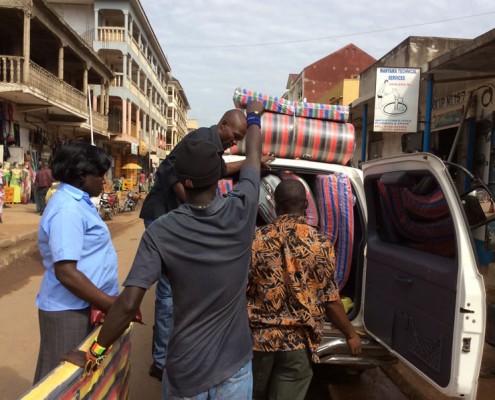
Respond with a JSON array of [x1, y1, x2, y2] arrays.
[[121, 163, 142, 170]]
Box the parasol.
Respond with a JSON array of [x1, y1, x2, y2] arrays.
[[121, 163, 142, 170]]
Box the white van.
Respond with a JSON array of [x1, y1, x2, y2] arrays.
[[226, 152, 488, 400]]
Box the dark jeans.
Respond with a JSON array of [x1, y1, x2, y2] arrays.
[[144, 219, 173, 371], [252, 348, 313, 400], [37, 187, 49, 213]]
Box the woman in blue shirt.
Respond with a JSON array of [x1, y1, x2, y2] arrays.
[[34, 142, 119, 384]]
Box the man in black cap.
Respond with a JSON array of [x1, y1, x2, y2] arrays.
[[64, 100, 265, 399], [140, 108, 273, 382]]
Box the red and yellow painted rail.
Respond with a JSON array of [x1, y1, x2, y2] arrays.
[[19, 326, 132, 400]]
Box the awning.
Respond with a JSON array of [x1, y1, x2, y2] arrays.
[[427, 28, 495, 78]]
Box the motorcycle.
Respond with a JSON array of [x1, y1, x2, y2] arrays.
[[98, 192, 114, 221], [120, 190, 140, 212]]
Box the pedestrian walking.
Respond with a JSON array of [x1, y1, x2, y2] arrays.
[[247, 179, 362, 400], [35, 162, 54, 215], [63, 100, 265, 399], [138, 106, 274, 383], [33, 142, 119, 384]]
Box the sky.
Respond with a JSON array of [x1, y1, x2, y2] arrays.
[[141, 0, 495, 127]]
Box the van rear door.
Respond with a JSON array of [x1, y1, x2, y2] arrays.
[[362, 153, 485, 399]]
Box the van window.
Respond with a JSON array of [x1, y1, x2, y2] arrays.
[[374, 174, 456, 259]]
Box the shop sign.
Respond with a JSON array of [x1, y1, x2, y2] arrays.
[[138, 140, 148, 156], [131, 142, 138, 155], [374, 67, 421, 133]]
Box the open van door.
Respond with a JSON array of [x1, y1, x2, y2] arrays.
[[362, 153, 486, 399]]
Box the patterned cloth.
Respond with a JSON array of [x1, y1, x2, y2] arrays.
[[230, 111, 355, 165], [247, 214, 340, 362], [233, 87, 349, 122]]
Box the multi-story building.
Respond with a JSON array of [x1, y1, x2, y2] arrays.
[[45, 0, 189, 177], [0, 0, 113, 170], [283, 44, 375, 103], [166, 76, 189, 154]]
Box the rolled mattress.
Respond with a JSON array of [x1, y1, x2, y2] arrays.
[[231, 111, 355, 165]]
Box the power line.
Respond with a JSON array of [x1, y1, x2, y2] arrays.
[[166, 10, 495, 48]]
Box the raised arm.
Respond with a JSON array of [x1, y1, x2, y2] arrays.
[[242, 101, 264, 173]]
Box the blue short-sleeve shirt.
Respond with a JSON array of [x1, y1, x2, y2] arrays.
[[36, 183, 119, 311]]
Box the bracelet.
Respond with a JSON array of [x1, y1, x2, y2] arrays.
[[89, 337, 109, 357], [246, 112, 261, 128]]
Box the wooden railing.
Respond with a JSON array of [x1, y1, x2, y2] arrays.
[[92, 111, 108, 133], [29, 61, 86, 113], [0, 55, 23, 84]]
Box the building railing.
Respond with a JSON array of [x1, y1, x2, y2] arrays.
[[0, 55, 23, 83], [0, 55, 110, 132], [92, 111, 108, 133], [98, 27, 126, 42], [29, 61, 86, 113]]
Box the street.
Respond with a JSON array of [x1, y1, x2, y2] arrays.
[[0, 206, 494, 399]]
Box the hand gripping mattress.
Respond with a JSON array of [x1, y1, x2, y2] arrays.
[[314, 173, 354, 290]]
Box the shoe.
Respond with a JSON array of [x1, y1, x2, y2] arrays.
[[149, 363, 163, 381]]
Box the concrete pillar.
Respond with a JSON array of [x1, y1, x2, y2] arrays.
[[122, 98, 127, 135], [58, 46, 64, 79], [128, 57, 132, 84], [94, 8, 99, 40], [123, 53, 128, 86], [92, 86, 98, 111], [83, 68, 88, 95], [99, 78, 104, 114], [124, 11, 129, 41], [127, 100, 132, 136], [22, 10, 31, 82], [136, 107, 140, 139]]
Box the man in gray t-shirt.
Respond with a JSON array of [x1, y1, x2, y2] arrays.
[[65, 100, 265, 399]]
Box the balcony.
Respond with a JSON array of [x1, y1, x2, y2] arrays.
[[29, 61, 86, 113], [0, 55, 108, 133], [98, 27, 126, 42]]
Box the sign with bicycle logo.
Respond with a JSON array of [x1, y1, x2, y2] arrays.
[[374, 67, 420, 133]]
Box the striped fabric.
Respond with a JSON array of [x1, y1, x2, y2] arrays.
[[294, 101, 349, 122], [217, 179, 233, 196], [258, 174, 282, 224], [376, 181, 455, 257], [402, 186, 450, 219], [231, 111, 355, 166], [280, 173, 319, 227], [314, 173, 354, 290], [21, 326, 132, 400], [293, 116, 355, 165], [233, 87, 294, 114], [233, 87, 349, 122], [334, 173, 354, 290]]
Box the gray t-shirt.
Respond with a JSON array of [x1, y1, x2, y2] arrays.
[[124, 167, 260, 397]]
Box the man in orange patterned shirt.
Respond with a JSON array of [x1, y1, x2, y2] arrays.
[[247, 179, 361, 400]]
